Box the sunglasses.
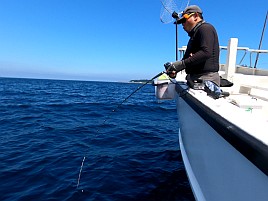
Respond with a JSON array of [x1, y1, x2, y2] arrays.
[[180, 13, 195, 23]]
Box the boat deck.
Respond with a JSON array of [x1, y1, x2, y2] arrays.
[[219, 69, 268, 122]]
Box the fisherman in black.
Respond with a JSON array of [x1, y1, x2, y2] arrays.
[[164, 5, 220, 86]]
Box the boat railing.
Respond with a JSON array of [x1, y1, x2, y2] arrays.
[[178, 44, 268, 69], [220, 46, 249, 65], [220, 46, 268, 67], [248, 49, 268, 67]]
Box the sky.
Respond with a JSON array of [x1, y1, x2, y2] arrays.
[[0, 0, 267, 82]]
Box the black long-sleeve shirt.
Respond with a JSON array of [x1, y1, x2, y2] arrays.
[[183, 21, 220, 75]]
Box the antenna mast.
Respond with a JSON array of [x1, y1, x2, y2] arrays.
[[160, 0, 190, 61], [254, 10, 268, 68]]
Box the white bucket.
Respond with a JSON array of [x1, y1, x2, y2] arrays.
[[154, 75, 175, 100]]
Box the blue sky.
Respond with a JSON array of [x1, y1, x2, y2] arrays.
[[0, 0, 267, 81]]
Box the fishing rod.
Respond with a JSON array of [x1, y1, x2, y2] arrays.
[[76, 70, 166, 190], [95, 71, 165, 125]]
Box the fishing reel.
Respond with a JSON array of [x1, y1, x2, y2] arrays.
[[164, 62, 177, 78]]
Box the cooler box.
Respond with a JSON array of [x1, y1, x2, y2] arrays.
[[154, 74, 175, 100]]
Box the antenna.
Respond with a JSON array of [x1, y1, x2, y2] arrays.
[[254, 10, 268, 68], [160, 0, 190, 24]]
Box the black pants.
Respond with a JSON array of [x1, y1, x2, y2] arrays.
[[186, 72, 220, 87]]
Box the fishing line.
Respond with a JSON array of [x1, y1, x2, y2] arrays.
[[76, 71, 166, 190]]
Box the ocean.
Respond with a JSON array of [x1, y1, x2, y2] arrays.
[[0, 78, 194, 201]]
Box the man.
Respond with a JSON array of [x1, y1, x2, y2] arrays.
[[164, 5, 220, 86]]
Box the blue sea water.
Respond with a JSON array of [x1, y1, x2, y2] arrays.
[[0, 78, 194, 201]]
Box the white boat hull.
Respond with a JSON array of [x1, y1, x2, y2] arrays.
[[176, 87, 268, 201]]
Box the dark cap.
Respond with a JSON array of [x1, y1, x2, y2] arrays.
[[175, 5, 203, 24], [182, 5, 202, 15]]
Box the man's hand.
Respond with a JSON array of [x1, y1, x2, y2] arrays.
[[172, 60, 186, 72], [164, 60, 186, 78]]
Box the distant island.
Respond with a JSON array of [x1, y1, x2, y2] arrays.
[[129, 79, 153, 84]]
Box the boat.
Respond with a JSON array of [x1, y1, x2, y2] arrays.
[[155, 38, 268, 200]]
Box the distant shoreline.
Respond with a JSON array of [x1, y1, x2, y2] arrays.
[[129, 79, 153, 84], [0, 76, 154, 84]]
